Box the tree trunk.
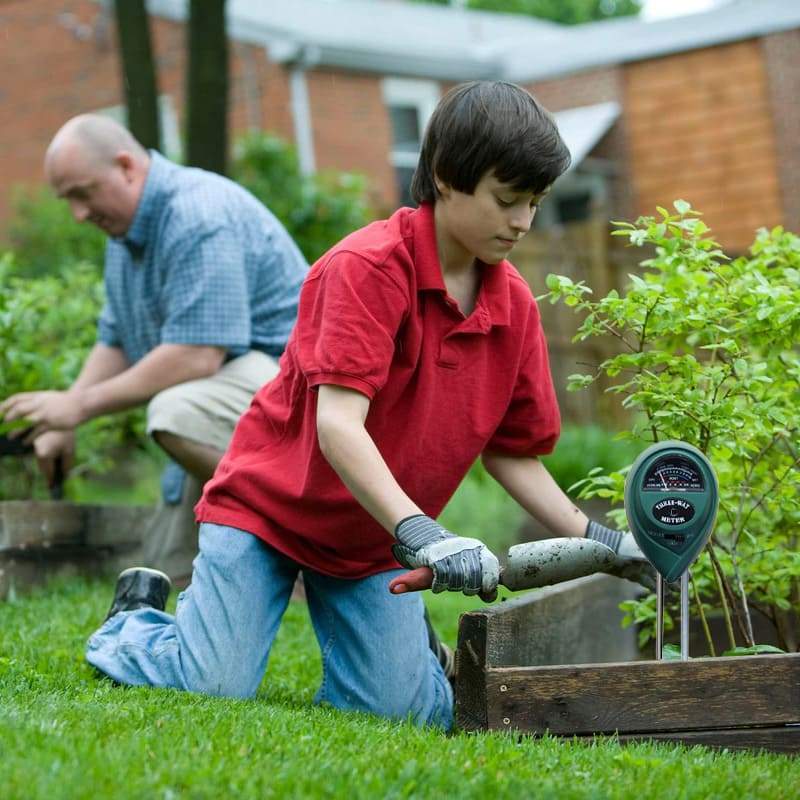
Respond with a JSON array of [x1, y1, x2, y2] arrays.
[[113, 0, 161, 150], [186, 0, 229, 175]]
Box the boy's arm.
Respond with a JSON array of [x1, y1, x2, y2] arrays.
[[315, 384, 423, 531], [481, 450, 652, 584], [480, 451, 588, 537], [316, 384, 500, 598]]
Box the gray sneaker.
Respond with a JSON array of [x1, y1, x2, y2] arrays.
[[105, 567, 172, 621]]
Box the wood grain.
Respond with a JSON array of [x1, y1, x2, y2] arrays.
[[484, 654, 800, 735]]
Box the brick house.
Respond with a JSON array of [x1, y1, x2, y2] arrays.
[[1, 0, 798, 252]]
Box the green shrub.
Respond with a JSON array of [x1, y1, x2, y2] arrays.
[[232, 132, 372, 263], [541, 424, 641, 497], [0, 254, 147, 500], [544, 202, 800, 653], [4, 187, 105, 279]]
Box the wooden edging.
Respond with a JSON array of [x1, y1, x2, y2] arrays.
[[454, 574, 800, 753], [483, 654, 800, 736], [0, 501, 153, 600]]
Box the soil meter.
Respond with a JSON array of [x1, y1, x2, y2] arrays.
[[624, 441, 718, 661]]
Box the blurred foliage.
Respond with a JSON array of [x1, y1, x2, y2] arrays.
[[544, 202, 800, 653], [4, 187, 105, 279], [413, 0, 641, 25], [232, 132, 372, 264], [542, 424, 640, 496], [0, 254, 147, 501]]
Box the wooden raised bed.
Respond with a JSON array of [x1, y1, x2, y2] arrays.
[[0, 501, 152, 599], [455, 574, 800, 754]]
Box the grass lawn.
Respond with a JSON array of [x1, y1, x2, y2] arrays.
[[1, 578, 798, 800], [2, 432, 797, 798]]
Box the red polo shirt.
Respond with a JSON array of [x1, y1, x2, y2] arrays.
[[195, 203, 560, 578]]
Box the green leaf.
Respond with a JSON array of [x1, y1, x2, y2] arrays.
[[721, 645, 786, 657], [661, 643, 683, 660], [673, 199, 692, 215]]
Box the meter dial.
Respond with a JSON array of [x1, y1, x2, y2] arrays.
[[642, 455, 704, 492]]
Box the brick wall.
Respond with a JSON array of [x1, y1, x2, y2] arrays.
[[0, 0, 294, 231], [306, 69, 397, 213], [529, 66, 635, 222], [762, 29, 800, 234], [623, 39, 783, 253]]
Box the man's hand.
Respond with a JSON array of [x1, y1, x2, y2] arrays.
[[586, 520, 656, 591], [391, 515, 500, 601], [0, 390, 86, 440], [34, 430, 76, 484]]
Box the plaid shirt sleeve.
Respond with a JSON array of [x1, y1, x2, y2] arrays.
[[97, 302, 121, 348], [158, 224, 251, 351]]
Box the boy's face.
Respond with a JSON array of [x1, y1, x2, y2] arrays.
[[436, 172, 549, 265]]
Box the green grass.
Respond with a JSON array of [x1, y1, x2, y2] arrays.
[[1, 579, 798, 799]]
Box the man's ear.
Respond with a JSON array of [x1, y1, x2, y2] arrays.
[[115, 151, 137, 182], [434, 175, 451, 199]]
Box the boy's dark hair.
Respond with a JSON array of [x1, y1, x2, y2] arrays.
[[410, 81, 571, 205]]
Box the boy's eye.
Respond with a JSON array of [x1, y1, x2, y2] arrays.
[[496, 197, 515, 207]]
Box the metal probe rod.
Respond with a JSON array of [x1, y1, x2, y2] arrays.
[[656, 573, 664, 660], [680, 570, 690, 661]]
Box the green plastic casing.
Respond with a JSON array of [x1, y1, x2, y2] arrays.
[[624, 441, 719, 583]]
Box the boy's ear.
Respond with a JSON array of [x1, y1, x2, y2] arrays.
[[434, 176, 451, 198]]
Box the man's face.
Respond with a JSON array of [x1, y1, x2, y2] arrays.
[[46, 146, 141, 238], [436, 172, 550, 265]]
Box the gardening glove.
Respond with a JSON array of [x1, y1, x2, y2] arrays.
[[585, 520, 657, 591], [392, 514, 500, 601]]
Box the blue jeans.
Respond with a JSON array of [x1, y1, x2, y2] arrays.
[[87, 523, 453, 730]]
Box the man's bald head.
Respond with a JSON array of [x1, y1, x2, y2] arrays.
[[46, 114, 148, 170], [45, 115, 151, 237]]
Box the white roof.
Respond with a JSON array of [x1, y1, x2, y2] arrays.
[[553, 102, 621, 169], [145, 0, 800, 82]]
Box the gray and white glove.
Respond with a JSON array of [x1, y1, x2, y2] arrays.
[[392, 514, 500, 599], [585, 520, 656, 591]]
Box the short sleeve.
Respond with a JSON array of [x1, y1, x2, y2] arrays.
[[96, 301, 121, 348], [159, 225, 250, 351], [296, 252, 409, 399], [484, 315, 561, 456]]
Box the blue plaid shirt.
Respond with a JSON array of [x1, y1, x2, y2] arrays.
[[98, 152, 308, 364]]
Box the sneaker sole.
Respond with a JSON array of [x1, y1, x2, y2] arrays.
[[118, 567, 173, 589]]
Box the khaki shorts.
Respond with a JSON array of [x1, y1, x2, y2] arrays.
[[146, 350, 280, 452]]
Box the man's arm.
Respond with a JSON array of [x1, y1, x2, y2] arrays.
[[72, 342, 131, 390], [0, 343, 225, 437], [481, 451, 589, 537], [79, 343, 225, 418]]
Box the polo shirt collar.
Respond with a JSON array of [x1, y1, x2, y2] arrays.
[[121, 150, 173, 253], [411, 203, 511, 327]]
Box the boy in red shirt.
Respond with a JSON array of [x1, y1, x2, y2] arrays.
[[87, 81, 638, 729]]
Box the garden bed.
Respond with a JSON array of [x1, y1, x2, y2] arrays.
[[0, 500, 151, 599], [455, 575, 800, 754]]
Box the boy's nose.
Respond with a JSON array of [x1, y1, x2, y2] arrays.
[[509, 207, 534, 235]]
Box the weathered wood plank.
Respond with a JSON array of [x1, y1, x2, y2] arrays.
[[84, 505, 152, 548], [613, 725, 800, 755], [480, 575, 640, 668], [455, 613, 489, 731], [0, 501, 85, 549], [484, 654, 800, 735]]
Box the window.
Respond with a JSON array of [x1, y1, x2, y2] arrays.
[[382, 78, 439, 208], [534, 169, 610, 228]]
